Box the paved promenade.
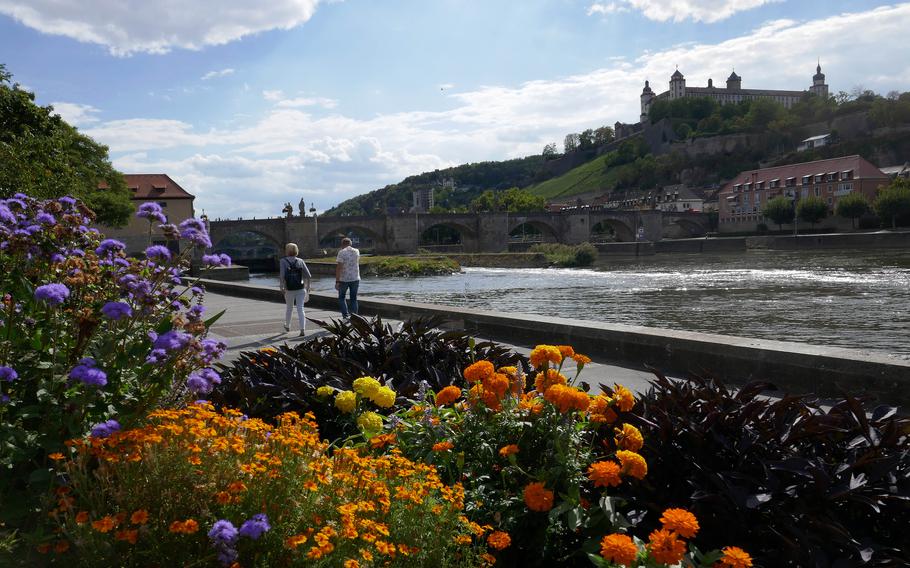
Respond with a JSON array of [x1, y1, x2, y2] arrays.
[[203, 291, 661, 394]]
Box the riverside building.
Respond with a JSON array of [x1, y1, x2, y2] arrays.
[[717, 155, 889, 232]]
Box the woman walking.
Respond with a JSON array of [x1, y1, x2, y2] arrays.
[[279, 243, 312, 336]]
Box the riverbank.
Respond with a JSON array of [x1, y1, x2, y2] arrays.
[[304, 255, 460, 277]]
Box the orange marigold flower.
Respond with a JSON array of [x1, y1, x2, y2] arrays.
[[600, 533, 638, 566], [454, 534, 472, 545], [36, 543, 52, 554], [169, 519, 199, 534], [480, 552, 497, 566], [487, 531, 511, 550], [369, 433, 397, 449], [616, 450, 648, 480], [498, 444, 519, 458], [557, 345, 575, 358], [432, 441, 454, 452], [615, 423, 644, 452], [215, 491, 232, 504], [75, 511, 89, 524], [659, 508, 699, 539], [648, 528, 686, 564], [227, 481, 247, 493], [54, 540, 70, 554], [115, 529, 139, 545], [343, 560, 360, 568], [523, 482, 554, 512], [572, 353, 592, 366], [612, 384, 635, 412], [435, 385, 462, 406], [92, 515, 116, 533], [48, 452, 65, 461], [718, 546, 753, 568], [533, 369, 567, 393], [484, 373, 510, 398], [464, 361, 495, 383], [529, 345, 563, 369], [587, 460, 622, 488], [286, 534, 309, 549], [130, 509, 149, 525]]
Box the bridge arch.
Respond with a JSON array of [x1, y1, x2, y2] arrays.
[[418, 219, 478, 252], [588, 217, 635, 242], [664, 216, 708, 238], [317, 224, 385, 251], [508, 220, 560, 244]]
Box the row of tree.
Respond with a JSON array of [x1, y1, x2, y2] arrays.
[[540, 125, 616, 160], [761, 178, 910, 230]]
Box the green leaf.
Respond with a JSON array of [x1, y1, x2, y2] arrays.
[[204, 309, 226, 328]]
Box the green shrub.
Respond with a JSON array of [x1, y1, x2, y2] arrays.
[[529, 243, 597, 267], [373, 256, 460, 276]]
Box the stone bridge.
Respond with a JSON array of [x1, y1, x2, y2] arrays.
[[208, 210, 709, 257]]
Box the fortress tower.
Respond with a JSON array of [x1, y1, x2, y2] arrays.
[[810, 62, 829, 99]]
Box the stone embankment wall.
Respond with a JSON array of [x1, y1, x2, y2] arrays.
[[195, 278, 910, 406]]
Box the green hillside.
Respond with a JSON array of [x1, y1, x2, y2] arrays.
[[528, 154, 615, 200]]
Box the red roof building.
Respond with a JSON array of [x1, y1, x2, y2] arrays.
[[718, 155, 889, 229]]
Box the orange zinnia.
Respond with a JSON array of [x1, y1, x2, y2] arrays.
[[615, 423, 644, 452], [487, 530, 511, 550], [432, 441, 454, 452], [498, 444, 519, 458], [435, 385, 462, 406], [523, 482, 554, 512], [600, 533, 638, 566], [718, 546, 753, 568], [464, 361, 494, 383], [529, 345, 563, 369], [659, 508, 699, 538], [587, 460, 622, 488], [648, 528, 686, 564], [616, 450, 647, 479]]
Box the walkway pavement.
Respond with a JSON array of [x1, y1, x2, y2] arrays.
[[204, 291, 661, 394]]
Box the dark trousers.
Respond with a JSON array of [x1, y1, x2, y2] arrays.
[[338, 280, 359, 316]]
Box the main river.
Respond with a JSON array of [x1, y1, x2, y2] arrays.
[[250, 249, 910, 359]]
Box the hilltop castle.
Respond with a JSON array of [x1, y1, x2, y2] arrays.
[[638, 63, 830, 123]]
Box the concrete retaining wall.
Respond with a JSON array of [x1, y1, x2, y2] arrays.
[[194, 278, 910, 405]]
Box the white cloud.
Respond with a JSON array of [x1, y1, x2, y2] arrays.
[[50, 101, 100, 126], [275, 96, 337, 109], [0, 0, 324, 56], [588, 0, 779, 22], [84, 4, 910, 219], [438, 83, 455, 90], [201, 68, 235, 80]]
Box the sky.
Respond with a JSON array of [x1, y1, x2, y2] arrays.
[[2, 0, 909, 219]]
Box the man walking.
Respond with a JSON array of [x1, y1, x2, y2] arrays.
[[335, 237, 360, 318]]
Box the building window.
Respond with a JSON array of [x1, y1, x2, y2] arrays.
[[815, 188, 820, 196], [802, 176, 810, 186]]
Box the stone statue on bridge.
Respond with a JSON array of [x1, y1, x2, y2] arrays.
[[299, 198, 306, 217], [282, 203, 294, 218]]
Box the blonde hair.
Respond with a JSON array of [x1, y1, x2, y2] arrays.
[[285, 243, 299, 256], [341, 237, 352, 247]]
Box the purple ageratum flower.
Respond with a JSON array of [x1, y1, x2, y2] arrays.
[[90, 419, 121, 438], [101, 301, 133, 320], [187, 305, 206, 321], [69, 358, 107, 387], [237, 514, 270, 540], [34, 283, 70, 306], [201, 254, 223, 266], [35, 212, 56, 225], [145, 348, 168, 365], [208, 520, 238, 545], [0, 205, 16, 225], [186, 368, 221, 394], [58, 196, 77, 207], [144, 245, 171, 261], [95, 239, 125, 257], [178, 218, 212, 248], [199, 339, 226, 365], [0, 366, 18, 382], [50, 253, 65, 264], [153, 330, 192, 351], [136, 202, 167, 224]]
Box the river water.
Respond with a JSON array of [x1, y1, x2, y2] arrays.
[[250, 249, 910, 358]]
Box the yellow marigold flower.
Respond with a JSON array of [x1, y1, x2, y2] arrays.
[[659, 508, 699, 539], [557, 345, 575, 358], [369, 386, 396, 408], [587, 460, 622, 488], [529, 345, 562, 369], [487, 530, 511, 550], [316, 385, 334, 398], [533, 369, 567, 394], [92, 515, 116, 533], [612, 384, 635, 412], [435, 385, 462, 406], [335, 390, 357, 414], [356, 411, 383, 434], [48, 452, 65, 461], [454, 534, 472, 545], [352, 376, 381, 397], [648, 528, 686, 564], [130, 510, 149, 525], [589, 394, 618, 424], [718, 546, 753, 568], [432, 440, 454, 452], [286, 534, 308, 549], [615, 423, 644, 452], [498, 444, 519, 458], [497, 366, 517, 376], [464, 360, 494, 383], [343, 560, 360, 568], [573, 353, 592, 366], [523, 482, 554, 512], [75, 511, 89, 524], [369, 432, 397, 449], [600, 533, 638, 566], [616, 450, 648, 480]]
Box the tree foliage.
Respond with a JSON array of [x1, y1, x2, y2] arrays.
[[470, 187, 546, 212], [873, 178, 910, 228], [763, 196, 793, 230], [0, 64, 132, 226], [796, 196, 828, 226], [835, 192, 871, 229]]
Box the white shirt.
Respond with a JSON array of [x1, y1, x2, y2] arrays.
[[336, 246, 361, 282]]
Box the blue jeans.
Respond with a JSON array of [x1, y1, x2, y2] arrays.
[[338, 280, 359, 317]]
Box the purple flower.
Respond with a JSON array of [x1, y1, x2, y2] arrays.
[[95, 239, 125, 257], [201, 254, 223, 266], [153, 330, 192, 351], [178, 218, 212, 248], [187, 305, 206, 321], [35, 212, 56, 225], [199, 339, 226, 364], [145, 348, 168, 365], [208, 520, 238, 545], [58, 196, 77, 206], [137, 202, 167, 224], [50, 253, 65, 264], [90, 419, 121, 438], [0, 366, 18, 382], [34, 283, 70, 306], [101, 301, 133, 320], [145, 245, 171, 261], [69, 358, 107, 387], [237, 514, 270, 540], [0, 205, 17, 225], [190, 286, 203, 296], [186, 368, 221, 394]]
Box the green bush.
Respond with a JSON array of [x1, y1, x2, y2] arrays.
[[873, 178, 910, 228], [835, 192, 871, 229], [529, 243, 597, 267]]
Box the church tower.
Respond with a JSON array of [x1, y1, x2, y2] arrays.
[[810, 62, 829, 99], [669, 69, 686, 100], [640, 80, 655, 123], [726, 70, 742, 91]]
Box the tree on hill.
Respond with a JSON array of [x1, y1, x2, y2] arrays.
[[542, 143, 559, 160], [797, 196, 828, 227], [0, 64, 132, 226], [874, 178, 910, 229], [835, 192, 871, 229], [763, 196, 794, 231], [563, 133, 579, 153], [469, 187, 545, 213]]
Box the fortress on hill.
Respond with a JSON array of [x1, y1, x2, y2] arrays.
[[637, 63, 830, 123]]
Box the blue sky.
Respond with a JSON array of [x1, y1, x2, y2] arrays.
[[1, 0, 908, 218]]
